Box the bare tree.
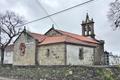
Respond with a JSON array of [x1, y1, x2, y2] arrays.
[[0, 11, 25, 65], [108, 0, 120, 29]]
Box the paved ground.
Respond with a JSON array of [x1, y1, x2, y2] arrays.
[[0, 77, 17, 80]]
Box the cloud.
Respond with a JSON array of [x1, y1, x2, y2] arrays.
[[41, 0, 60, 8], [0, 0, 120, 55]]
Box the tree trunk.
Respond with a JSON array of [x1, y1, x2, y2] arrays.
[[1, 48, 4, 65]]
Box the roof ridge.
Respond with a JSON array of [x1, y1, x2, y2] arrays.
[[55, 29, 82, 36], [55, 29, 98, 44], [29, 32, 44, 35]]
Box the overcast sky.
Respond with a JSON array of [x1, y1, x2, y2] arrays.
[[0, 0, 120, 55]]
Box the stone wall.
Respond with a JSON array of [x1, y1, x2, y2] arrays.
[[13, 33, 36, 65], [0, 65, 120, 80], [66, 44, 94, 65], [94, 41, 105, 65], [38, 43, 65, 65]]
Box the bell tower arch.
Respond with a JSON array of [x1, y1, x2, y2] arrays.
[[81, 13, 95, 38]]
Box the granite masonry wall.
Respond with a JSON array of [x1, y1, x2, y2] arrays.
[[38, 43, 66, 65], [13, 33, 36, 65], [66, 44, 94, 65], [0, 65, 120, 80]]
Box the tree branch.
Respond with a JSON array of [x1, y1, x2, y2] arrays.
[[1, 28, 11, 37]]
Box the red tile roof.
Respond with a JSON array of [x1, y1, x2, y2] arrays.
[[28, 29, 99, 46], [40, 36, 66, 45], [55, 29, 99, 44], [39, 35, 97, 46], [29, 32, 46, 42]]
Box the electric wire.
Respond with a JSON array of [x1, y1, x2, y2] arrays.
[[35, 0, 58, 27], [16, 0, 94, 27]]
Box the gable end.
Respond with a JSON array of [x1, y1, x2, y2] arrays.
[[45, 27, 63, 36]]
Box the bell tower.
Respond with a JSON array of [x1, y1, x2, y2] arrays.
[[81, 13, 95, 38]]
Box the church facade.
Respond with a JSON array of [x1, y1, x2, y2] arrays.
[[13, 14, 105, 66]]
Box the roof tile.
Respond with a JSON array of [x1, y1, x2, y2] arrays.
[[55, 29, 99, 44], [29, 32, 46, 42], [28, 29, 99, 46]]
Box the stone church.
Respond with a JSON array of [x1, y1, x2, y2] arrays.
[[13, 14, 105, 66]]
